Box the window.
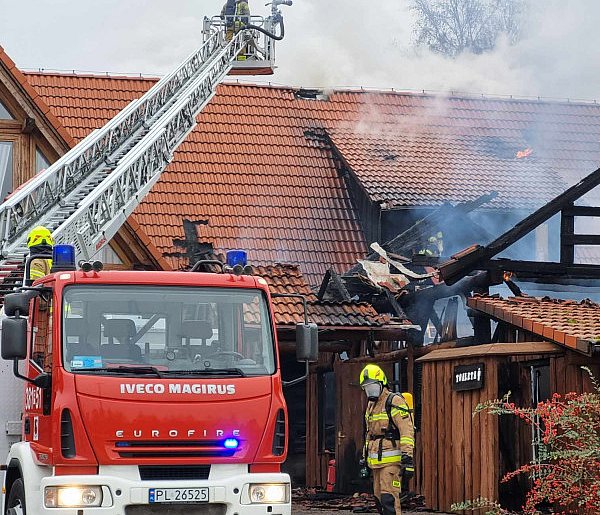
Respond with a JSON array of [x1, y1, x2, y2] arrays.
[[0, 99, 13, 120], [0, 141, 13, 201], [62, 285, 276, 377], [35, 147, 50, 174]]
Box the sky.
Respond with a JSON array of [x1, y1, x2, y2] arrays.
[[1, 0, 600, 100]]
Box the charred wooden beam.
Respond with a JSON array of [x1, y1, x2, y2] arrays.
[[504, 278, 523, 296], [483, 258, 600, 280], [440, 297, 458, 342], [384, 289, 408, 319], [317, 269, 332, 301], [345, 193, 497, 277], [400, 271, 497, 343], [440, 167, 600, 285], [399, 271, 496, 309]]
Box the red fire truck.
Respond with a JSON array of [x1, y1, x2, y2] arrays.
[[1, 247, 317, 515]]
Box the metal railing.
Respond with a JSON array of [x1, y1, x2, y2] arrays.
[[0, 28, 246, 261]]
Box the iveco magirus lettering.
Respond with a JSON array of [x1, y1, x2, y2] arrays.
[[118, 383, 236, 395]]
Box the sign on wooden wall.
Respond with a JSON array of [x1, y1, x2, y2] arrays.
[[452, 363, 485, 391]]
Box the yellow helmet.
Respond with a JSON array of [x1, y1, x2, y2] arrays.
[[359, 364, 387, 387], [27, 226, 54, 248]]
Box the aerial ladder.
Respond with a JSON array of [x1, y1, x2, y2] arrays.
[[0, 1, 290, 288]]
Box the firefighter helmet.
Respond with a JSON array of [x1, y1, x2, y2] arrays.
[[359, 364, 388, 387], [27, 226, 54, 248]]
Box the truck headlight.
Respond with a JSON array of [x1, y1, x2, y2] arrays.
[[44, 486, 103, 508], [249, 483, 289, 504]]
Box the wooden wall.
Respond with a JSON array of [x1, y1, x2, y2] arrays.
[[420, 356, 499, 512], [551, 355, 600, 395]]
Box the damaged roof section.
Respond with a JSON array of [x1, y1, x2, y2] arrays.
[[253, 264, 395, 328], [468, 295, 600, 355], [328, 128, 567, 210]]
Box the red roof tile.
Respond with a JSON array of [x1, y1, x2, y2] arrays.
[[467, 295, 600, 355]]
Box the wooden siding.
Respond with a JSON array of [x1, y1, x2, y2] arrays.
[[420, 356, 499, 512]]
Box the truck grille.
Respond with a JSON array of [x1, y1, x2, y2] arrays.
[[139, 466, 211, 481], [114, 440, 237, 459], [125, 504, 226, 515]]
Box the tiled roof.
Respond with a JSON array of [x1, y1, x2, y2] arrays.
[[26, 74, 367, 285], [327, 92, 600, 209], [253, 264, 391, 327], [23, 73, 600, 281], [467, 295, 600, 355], [329, 129, 565, 210]]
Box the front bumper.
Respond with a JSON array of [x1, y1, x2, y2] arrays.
[[34, 465, 290, 515]]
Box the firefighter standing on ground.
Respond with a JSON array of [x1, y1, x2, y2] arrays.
[[360, 364, 415, 515], [26, 225, 53, 284]]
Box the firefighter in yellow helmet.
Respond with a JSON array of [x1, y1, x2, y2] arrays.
[[360, 364, 415, 515], [26, 226, 53, 284]]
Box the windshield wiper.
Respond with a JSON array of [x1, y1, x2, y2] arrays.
[[75, 366, 164, 378], [164, 368, 246, 377]]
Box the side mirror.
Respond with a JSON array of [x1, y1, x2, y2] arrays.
[[1, 317, 28, 360], [296, 323, 319, 363], [4, 292, 34, 317]]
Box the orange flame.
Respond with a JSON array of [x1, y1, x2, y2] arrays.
[[516, 148, 533, 159]]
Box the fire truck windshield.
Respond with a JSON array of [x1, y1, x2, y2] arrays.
[[61, 285, 276, 376]]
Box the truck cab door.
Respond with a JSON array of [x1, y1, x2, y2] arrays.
[[24, 292, 53, 456]]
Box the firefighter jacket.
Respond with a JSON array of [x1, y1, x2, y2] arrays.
[[30, 257, 52, 281], [28, 244, 53, 282], [221, 1, 250, 27], [364, 390, 415, 469]]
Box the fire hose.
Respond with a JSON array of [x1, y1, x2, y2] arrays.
[[246, 18, 285, 40]]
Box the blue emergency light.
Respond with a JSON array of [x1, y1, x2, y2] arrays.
[[51, 244, 76, 272], [223, 438, 239, 449], [226, 250, 247, 267]]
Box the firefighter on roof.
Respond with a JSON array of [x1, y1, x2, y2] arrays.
[[27, 225, 53, 284], [360, 364, 415, 515]]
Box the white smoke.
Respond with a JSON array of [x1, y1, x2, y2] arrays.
[[273, 0, 600, 101], [1, 0, 599, 100]]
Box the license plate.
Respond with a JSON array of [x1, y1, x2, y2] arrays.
[[149, 488, 209, 503]]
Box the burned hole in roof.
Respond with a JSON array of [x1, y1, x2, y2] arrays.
[[294, 89, 330, 101], [373, 147, 398, 162], [473, 136, 520, 160]]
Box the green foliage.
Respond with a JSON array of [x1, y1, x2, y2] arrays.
[[454, 367, 600, 514]]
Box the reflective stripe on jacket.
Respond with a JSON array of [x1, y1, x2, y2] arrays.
[[364, 390, 415, 468], [30, 258, 52, 281], [222, 1, 249, 27]]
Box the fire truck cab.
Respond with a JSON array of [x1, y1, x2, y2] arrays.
[[1, 247, 317, 515]]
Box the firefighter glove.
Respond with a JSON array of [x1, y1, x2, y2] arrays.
[[400, 453, 414, 480]]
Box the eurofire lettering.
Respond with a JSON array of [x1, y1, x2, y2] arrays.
[[119, 383, 236, 395], [115, 428, 241, 438]]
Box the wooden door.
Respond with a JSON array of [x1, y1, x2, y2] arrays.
[[334, 361, 369, 493]]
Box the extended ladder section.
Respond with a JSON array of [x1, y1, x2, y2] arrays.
[[0, 27, 254, 265]]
